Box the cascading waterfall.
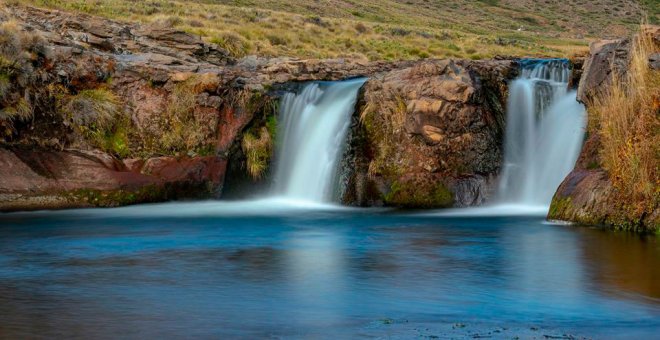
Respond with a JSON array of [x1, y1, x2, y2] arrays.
[[498, 59, 586, 206], [272, 78, 366, 203]]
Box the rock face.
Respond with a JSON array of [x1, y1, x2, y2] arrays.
[[0, 5, 416, 211], [549, 27, 659, 232], [576, 38, 630, 103], [342, 59, 517, 207]]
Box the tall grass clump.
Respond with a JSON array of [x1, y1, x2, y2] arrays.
[[0, 21, 46, 136], [241, 126, 272, 179], [588, 26, 659, 211], [66, 89, 120, 129], [64, 88, 131, 157]]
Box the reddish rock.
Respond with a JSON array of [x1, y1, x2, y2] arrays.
[[0, 147, 227, 211]]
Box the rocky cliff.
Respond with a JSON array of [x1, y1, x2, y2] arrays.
[[548, 27, 659, 232], [0, 4, 517, 211]]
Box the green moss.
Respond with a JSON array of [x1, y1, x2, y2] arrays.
[[69, 185, 171, 207], [85, 116, 131, 158], [384, 179, 453, 208], [548, 196, 572, 219], [586, 160, 600, 170]]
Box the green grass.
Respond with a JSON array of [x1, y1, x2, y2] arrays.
[[12, 0, 651, 60]]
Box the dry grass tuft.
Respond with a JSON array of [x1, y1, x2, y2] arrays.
[[242, 126, 272, 179], [0, 20, 47, 136], [66, 89, 119, 130], [588, 26, 659, 210], [159, 76, 210, 153]]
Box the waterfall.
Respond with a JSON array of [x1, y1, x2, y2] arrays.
[[498, 59, 586, 206], [272, 78, 366, 203]]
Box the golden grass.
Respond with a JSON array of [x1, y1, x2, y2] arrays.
[[242, 126, 272, 179], [7, 0, 618, 60], [159, 76, 213, 153], [66, 88, 119, 130], [0, 20, 46, 135], [588, 26, 659, 210]]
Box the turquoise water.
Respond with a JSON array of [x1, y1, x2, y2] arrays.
[[1, 201, 658, 339]]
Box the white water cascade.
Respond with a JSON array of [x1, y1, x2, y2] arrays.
[[498, 59, 586, 206], [272, 78, 366, 203]]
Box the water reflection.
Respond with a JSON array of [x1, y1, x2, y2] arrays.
[[0, 209, 658, 338], [578, 228, 660, 300], [285, 228, 347, 326]]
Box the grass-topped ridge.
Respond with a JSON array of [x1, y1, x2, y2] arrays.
[[9, 0, 656, 61]]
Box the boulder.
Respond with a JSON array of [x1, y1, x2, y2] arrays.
[[341, 59, 518, 207]]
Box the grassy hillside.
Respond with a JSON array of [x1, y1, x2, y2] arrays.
[[7, 0, 657, 60]]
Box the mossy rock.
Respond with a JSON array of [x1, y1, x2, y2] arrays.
[[384, 178, 454, 208]]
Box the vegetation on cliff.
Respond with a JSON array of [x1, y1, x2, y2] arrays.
[[12, 0, 656, 60], [587, 27, 659, 225], [0, 21, 45, 135], [241, 126, 272, 179]]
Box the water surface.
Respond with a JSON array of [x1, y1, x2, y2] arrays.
[[1, 202, 658, 339]]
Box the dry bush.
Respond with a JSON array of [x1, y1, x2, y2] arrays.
[[589, 27, 659, 209], [146, 75, 220, 155]]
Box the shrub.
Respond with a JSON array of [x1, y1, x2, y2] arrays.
[[266, 34, 288, 46], [355, 22, 368, 34], [0, 22, 47, 137]]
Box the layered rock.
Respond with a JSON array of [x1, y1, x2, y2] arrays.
[[342, 59, 517, 207], [0, 148, 226, 211]]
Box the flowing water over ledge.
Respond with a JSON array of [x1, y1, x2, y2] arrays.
[[1, 203, 659, 339]]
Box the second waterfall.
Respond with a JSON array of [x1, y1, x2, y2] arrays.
[[498, 59, 586, 206], [272, 78, 366, 203]]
